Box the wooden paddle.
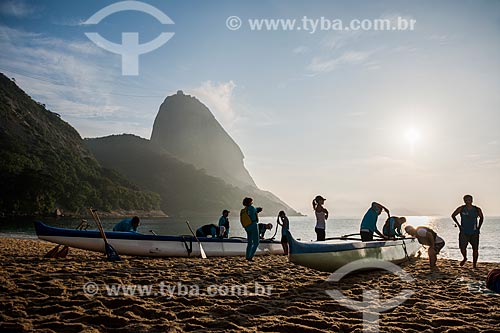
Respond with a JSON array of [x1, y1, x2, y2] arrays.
[[341, 233, 361, 238], [185, 221, 207, 259], [325, 237, 363, 241], [88, 208, 120, 261]]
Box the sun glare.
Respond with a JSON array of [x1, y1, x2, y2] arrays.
[[405, 128, 420, 145]]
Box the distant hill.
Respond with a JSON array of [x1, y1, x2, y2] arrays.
[[86, 134, 298, 217], [0, 73, 160, 215], [0, 74, 298, 217], [151, 91, 256, 189]]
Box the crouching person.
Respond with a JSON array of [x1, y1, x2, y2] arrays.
[[405, 225, 445, 269]]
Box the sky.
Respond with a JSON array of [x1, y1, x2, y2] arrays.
[[1, 0, 499, 216]]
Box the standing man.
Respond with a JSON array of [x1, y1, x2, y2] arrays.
[[360, 202, 389, 241], [451, 195, 484, 268], [218, 209, 230, 238]]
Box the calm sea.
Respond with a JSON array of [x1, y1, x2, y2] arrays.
[[1, 215, 498, 263]]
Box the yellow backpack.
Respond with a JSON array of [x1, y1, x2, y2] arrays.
[[240, 207, 252, 228]]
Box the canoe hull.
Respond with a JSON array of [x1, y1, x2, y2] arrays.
[[35, 221, 283, 257], [287, 232, 421, 272]]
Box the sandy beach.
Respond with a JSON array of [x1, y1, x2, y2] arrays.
[[0, 238, 499, 333]]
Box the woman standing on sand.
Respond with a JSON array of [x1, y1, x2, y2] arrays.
[[277, 211, 290, 255], [313, 195, 329, 241]]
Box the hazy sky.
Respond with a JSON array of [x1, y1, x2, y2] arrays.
[[1, 0, 499, 216]]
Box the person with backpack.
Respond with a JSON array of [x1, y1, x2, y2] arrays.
[[240, 197, 260, 261], [451, 194, 484, 268], [405, 225, 445, 269]]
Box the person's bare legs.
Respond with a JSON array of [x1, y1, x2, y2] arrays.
[[460, 247, 467, 266], [472, 247, 479, 268], [472, 235, 479, 269], [459, 236, 467, 266], [429, 248, 437, 269], [281, 242, 289, 255]]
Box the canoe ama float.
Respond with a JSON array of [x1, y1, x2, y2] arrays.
[[286, 231, 421, 272], [34, 221, 283, 257]]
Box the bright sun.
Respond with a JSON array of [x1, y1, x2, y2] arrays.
[[405, 128, 420, 145]]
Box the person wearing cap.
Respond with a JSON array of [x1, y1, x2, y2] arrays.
[[360, 202, 389, 241], [258, 223, 273, 239], [218, 209, 230, 238], [313, 195, 329, 241]]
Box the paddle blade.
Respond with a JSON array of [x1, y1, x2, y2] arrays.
[[44, 245, 60, 258], [104, 243, 121, 261], [56, 246, 69, 258], [185, 220, 207, 259], [199, 244, 207, 259]]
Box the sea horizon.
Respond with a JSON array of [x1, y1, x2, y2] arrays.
[[2, 215, 498, 263]]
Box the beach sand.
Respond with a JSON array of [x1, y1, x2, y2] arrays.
[[0, 238, 499, 333]]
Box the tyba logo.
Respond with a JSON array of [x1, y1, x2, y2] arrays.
[[83, 1, 174, 75], [325, 259, 415, 333]]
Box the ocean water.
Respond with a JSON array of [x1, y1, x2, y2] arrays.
[[1, 215, 498, 263]]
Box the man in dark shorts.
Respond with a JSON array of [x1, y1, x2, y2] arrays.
[[405, 225, 445, 269], [451, 194, 484, 268]]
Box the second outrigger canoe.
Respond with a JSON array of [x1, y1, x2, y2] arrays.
[[34, 221, 283, 257], [287, 231, 421, 272]]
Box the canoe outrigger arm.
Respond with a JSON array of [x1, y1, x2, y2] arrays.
[[181, 236, 193, 256]]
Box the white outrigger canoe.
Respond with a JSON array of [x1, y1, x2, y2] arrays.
[[287, 231, 421, 272], [35, 221, 283, 257]]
